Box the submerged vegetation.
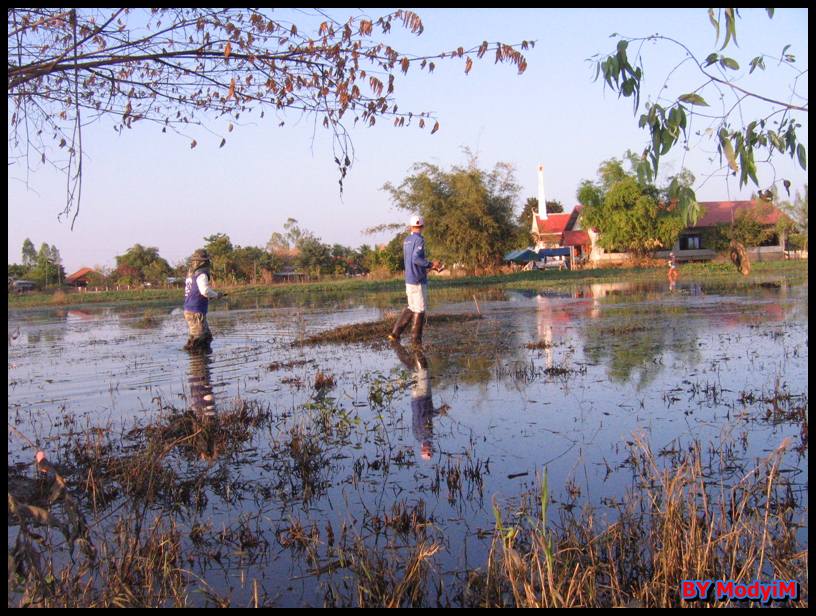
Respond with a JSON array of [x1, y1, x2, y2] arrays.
[[8, 274, 808, 607], [8, 391, 807, 607]]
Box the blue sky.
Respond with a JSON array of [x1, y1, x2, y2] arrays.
[[7, 8, 808, 274]]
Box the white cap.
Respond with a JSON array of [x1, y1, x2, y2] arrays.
[[409, 215, 424, 227]]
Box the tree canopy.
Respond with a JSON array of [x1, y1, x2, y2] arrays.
[[578, 156, 687, 258], [8, 8, 530, 225], [114, 243, 171, 285], [591, 8, 807, 223], [384, 155, 520, 269]]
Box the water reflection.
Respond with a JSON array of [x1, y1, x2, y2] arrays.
[[391, 342, 441, 461], [7, 277, 807, 607], [187, 351, 219, 462]]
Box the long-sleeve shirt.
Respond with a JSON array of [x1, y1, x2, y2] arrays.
[[403, 232, 432, 285], [195, 272, 219, 299]]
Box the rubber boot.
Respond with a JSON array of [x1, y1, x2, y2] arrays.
[[388, 308, 414, 342], [409, 311, 425, 346]]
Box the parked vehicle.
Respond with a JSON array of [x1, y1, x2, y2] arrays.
[[11, 280, 38, 293]]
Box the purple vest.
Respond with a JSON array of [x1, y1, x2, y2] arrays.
[[184, 269, 209, 314]]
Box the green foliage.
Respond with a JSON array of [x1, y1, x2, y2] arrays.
[[384, 155, 520, 269], [592, 9, 807, 217], [8, 263, 27, 279], [297, 236, 333, 277], [701, 199, 795, 250], [115, 244, 171, 285], [578, 157, 686, 257], [359, 235, 406, 275], [777, 185, 808, 250], [21, 239, 36, 268], [22, 242, 66, 287], [729, 204, 779, 248]]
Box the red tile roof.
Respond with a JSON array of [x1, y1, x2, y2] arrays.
[[66, 267, 96, 283], [561, 230, 591, 247], [533, 212, 572, 235], [692, 200, 785, 228]]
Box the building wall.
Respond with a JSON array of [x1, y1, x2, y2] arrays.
[[587, 226, 786, 265]]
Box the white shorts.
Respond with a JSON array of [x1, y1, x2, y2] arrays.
[[405, 283, 429, 313]]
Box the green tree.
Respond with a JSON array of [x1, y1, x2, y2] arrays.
[[29, 243, 56, 287], [49, 245, 62, 285], [8, 8, 529, 224], [143, 260, 171, 286], [8, 264, 27, 279], [202, 233, 237, 282], [296, 236, 332, 277], [115, 244, 171, 284], [266, 219, 333, 276], [578, 157, 686, 258], [778, 185, 808, 251], [384, 155, 520, 269], [21, 238, 36, 268], [592, 8, 807, 223], [232, 245, 280, 283], [359, 239, 403, 275]]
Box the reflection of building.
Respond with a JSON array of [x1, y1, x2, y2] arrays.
[[588, 281, 637, 298], [533, 290, 594, 367]]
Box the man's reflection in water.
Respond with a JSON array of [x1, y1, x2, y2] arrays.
[[187, 350, 219, 462], [392, 342, 438, 461]]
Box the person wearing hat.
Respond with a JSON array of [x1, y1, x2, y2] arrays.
[[388, 215, 442, 345], [183, 249, 224, 352]]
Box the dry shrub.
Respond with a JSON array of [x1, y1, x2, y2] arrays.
[[49, 290, 69, 305]]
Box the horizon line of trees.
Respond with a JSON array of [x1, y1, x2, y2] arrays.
[[9, 156, 807, 288]]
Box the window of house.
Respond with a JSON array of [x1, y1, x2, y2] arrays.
[[679, 235, 701, 250]]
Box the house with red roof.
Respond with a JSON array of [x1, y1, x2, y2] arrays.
[[671, 200, 789, 261], [527, 200, 790, 266], [65, 267, 97, 287], [583, 199, 790, 265], [530, 206, 591, 263]]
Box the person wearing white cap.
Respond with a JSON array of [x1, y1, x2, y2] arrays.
[[388, 215, 442, 345]]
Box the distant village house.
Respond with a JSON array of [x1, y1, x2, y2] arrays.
[[65, 267, 97, 287], [528, 199, 793, 267]]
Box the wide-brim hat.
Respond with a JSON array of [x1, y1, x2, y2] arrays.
[[191, 249, 210, 264]]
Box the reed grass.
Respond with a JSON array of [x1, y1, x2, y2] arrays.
[[8, 394, 807, 607], [474, 433, 807, 608]]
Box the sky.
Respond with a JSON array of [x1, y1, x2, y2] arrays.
[[7, 8, 809, 274]]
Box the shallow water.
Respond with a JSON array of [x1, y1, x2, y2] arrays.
[[7, 278, 808, 606]]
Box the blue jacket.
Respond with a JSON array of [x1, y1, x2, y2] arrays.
[[403, 232, 432, 285]]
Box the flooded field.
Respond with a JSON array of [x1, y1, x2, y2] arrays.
[[8, 277, 808, 607]]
